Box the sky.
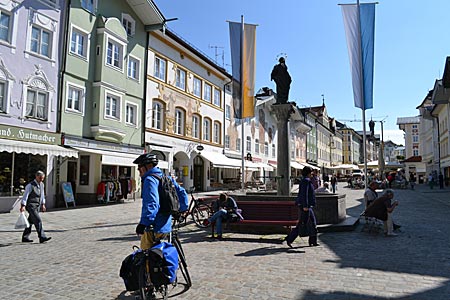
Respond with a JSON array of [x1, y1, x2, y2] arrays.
[[153, 0, 450, 146]]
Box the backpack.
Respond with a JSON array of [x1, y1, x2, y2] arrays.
[[148, 242, 179, 286], [151, 174, 180, 218], [119, 247, 145, 291]]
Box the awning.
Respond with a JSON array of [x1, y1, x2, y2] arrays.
[[72, 147, 142, 167], [257, 162, 274, 172], [199, 151, 241, 169], [244, 160, 259, 171], [291, 161, 304, 170], [1, 139, 78, 158], [301, 162, 320, 170], [331, 164, 359, 170]]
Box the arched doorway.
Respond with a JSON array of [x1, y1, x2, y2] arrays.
[[193, 156, 204, 191]]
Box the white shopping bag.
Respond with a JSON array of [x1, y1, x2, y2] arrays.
[[15, 212, 30, 229]]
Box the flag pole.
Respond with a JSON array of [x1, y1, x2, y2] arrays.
[[356, 0, 368, 188], [240, 15, 245, 191]]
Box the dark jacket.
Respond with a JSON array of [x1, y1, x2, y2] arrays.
[[296, 177, 316, 208], [364, 194, 392, 221]]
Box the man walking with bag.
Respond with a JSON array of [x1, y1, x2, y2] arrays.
[[20, 170, 51, 243], [284, 166, 319, 248]]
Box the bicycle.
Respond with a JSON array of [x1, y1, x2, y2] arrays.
[[180, 190, 214, 228], [138, 219, 192, 300]]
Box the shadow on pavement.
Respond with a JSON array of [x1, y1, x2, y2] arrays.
[[309, 188, 450, 299], [235, 246, 305, 257], [97, 234, 138, 243]]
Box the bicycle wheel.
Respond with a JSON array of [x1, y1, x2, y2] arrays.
[[173, 237, 192, 288], [192, 203, 212, 227], [138, 263, 154, 300]]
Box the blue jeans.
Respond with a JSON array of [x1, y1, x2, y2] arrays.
[[210, 209, 227, 235]]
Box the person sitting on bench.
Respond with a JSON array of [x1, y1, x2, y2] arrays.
[[203, 193, 242, 240]]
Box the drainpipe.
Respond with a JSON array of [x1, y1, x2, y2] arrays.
[[57, 0, 71, 134]]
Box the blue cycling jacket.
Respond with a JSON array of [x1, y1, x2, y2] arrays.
[[140, 167, 171, 233]]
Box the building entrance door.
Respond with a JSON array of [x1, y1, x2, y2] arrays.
[[193, 156, 204, 191]]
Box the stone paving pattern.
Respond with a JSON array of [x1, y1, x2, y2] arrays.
[[1, 183, 450, 300]]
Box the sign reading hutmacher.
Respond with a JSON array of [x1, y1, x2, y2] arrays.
[[0, 124, 61, 144]]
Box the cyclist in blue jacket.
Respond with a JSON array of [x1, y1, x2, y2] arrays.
[[133, 153, 188, 250]]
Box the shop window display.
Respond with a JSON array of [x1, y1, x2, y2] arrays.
[[0, 152, 46, 197], [97, 165, 135, 203]]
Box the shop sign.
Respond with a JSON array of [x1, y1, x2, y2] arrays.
[[0, 124, 60, 144], [64, 137, 143, 154]]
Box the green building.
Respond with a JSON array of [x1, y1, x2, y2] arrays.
[[59, 0, 165, 204]]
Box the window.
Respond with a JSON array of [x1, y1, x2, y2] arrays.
[[70, 27, 88, 58], [122, 14, 135, 36], [125, 103, 137, 126], [106, 39, 123, 69], [225, 104, 231, 120], [214, 122, 221, 143], [81, 0, 96, 13], [127, 56, 140, 81], [413, 149, 419, 156], [272, 144, 276, 157], [0, 81, 6, 112], [0, 11, 11, 42], [192, 115, 200, 139], [66, 85, 84, 114], [154, 56, 166, 81], [105, 93, 120, 120], [30, 26, 51, 57], [412, 135, 418, 143], [175, 68, 186, 90], [26, 89, 48, 120], [264, 142, 269, 156], [246, 136, 251, 152], [225, 135, 230, 149], [213, 88, 221, 106], [193, 77, 201, 97], [152, 101, 163, 130], [255, 139, 259, 154], [203, 118, 211, 141], [203, 83, 211, 102], [236, 138, 241, 152], [175, 109, 185, 135], [412, 124, 417, 129]]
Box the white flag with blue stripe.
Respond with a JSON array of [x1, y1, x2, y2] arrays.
[[341, 3, 375, 110]]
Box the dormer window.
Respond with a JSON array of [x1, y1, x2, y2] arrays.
[[121, 14, 135, 36]]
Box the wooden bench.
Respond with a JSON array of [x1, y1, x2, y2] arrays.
[[211, 200, 299, 235]]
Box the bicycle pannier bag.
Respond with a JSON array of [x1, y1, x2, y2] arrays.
[[151, 175, 180, 218], [119, 248, 145, 291], [148, 242, 178, 286]]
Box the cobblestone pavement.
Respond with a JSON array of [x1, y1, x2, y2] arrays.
[[1, 183, 450, 300]]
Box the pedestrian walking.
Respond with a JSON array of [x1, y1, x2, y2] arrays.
[[331, 175, 337, 193], [409, 172, 416, 190], [284, 166, 319, 247], [20, 170, 51, 243]]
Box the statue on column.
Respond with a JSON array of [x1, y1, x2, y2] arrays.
[[271, 56, 292, 104]]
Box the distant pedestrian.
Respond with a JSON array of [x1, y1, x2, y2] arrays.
[[409, 172, 416, 190], [311, 170, 321, 190], [331, 175, 338, 193], [439, 172, 444, 189], [428, 173, 434, 189], [20, 171, 51, 244]]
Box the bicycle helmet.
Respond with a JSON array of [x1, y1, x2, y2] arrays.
[[133, 153, 158, 166]]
